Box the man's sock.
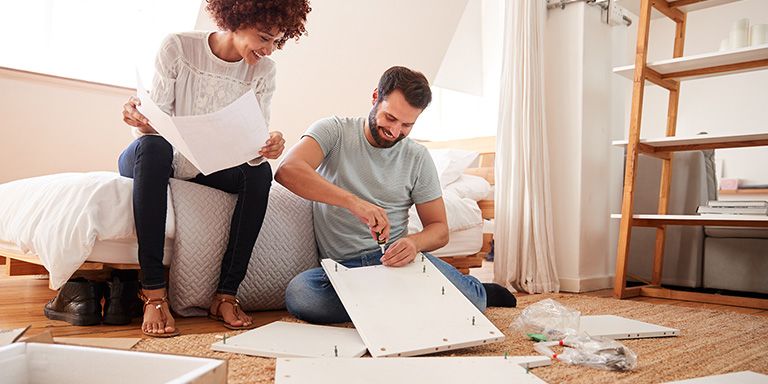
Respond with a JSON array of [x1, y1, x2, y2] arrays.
[[483, 283, 517, 308]]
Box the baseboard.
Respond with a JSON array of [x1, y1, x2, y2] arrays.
[[559, 275, 614, 293]]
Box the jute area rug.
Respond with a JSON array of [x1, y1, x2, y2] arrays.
[[133, 293, 768, 383]]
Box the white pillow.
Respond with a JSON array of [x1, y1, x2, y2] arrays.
[[429, 149, 479, 187], [444, 174, 491, 201], [407, 190, 483, 233]]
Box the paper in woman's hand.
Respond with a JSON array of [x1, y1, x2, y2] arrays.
[[136, 74, 269, 175]]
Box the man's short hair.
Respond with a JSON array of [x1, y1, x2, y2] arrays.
[[377, 66, 432, 110]]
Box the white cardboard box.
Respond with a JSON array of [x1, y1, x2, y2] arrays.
[[0, 342, 226, 384]]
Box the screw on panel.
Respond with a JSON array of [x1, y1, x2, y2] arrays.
[[334, 345, 338, 357], [441, 286, 445, 295], [423, 265, 426, 273], [472, 316, 475, 326]]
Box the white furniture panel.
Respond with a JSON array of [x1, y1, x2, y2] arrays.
[[321, 255, 503, 358], [580, 315, 679, 339], [275, 356, 551, 384], [665, 371, 768, 383], [210, 321, 366, 358]]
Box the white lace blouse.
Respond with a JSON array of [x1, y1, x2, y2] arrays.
[[136, 31, 276, 180]]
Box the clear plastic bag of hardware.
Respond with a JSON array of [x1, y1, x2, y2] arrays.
[[512, 298, 581, 341], [557, 335, 638, 371]]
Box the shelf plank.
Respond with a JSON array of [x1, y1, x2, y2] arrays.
[[719, 188, 768, 195], [617, 0, 742, 19], [613, 44, 768, 81], [610, 213, 768, 227], [639, 286, 768, 309], [611, 132, 768, 152]]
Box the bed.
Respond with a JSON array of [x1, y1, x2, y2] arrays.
[[0, 137, 496, 286], [419, 136, 495, 274]]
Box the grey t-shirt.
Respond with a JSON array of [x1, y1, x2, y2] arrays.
[[304, 116, 442, 261]]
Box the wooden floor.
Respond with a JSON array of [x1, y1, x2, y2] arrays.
[[1, 261, 765, 339]]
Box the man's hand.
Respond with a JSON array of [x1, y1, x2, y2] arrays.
[[347, 197, 390, 243], [259, 131, 285, 159], [122, 96, 156, 134], [380, 237, 418, 267]]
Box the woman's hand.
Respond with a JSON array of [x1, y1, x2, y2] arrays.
[[259, 131, 285, 159], [122, 96, 156, 134]]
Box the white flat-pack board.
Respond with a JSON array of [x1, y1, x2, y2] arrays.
[[321, 255, 504, 358], [53, 337, 141, 350], [275, 356, 551, 384], [0, 342, 226, 384], [664, 371, 768, 383], [210, 321, 367, 358], [580, 315, 679, 339], [0, 327, 29, 346]]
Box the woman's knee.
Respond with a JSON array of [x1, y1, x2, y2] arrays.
[[240, 162, 273, 194], [136, 135, 173, 163], [244, 162, 273, 185]]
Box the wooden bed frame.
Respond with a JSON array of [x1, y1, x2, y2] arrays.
[[420, 136, 495, 274], [1, 136, 496, 278]]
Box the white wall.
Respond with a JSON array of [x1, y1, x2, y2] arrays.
[[579, 4, 615, 291], [618, 0, 768, 186], [248, 0, 468, 152], [0, 1, 467, 183], [545, 3, 615, 292], [0, 69, 133, 183], [411, 0, 504, 141]]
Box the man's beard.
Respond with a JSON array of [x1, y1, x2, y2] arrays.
[[368, 106, 405, 148]]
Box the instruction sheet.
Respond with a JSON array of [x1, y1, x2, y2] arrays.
[[136, 75, 269, 175]]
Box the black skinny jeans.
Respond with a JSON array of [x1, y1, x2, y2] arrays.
[[118, 135, 272, 295]]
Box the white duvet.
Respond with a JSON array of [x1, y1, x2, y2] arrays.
[[0, 172, 174, 289], [407, 190, 483, 234]]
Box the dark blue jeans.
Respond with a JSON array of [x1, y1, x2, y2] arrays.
[[118, 135, 272, 294]]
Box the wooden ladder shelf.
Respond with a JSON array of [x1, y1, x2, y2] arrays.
[[613, 0, 768, 309]]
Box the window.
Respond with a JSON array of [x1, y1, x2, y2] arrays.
[[0, 1, 200, 88]]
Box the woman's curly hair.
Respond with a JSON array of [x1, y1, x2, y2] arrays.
[[207, 0, 311, 49]]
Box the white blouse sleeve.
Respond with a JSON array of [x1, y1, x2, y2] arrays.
[[150, 34, 181, 116], [254, 61, 277, 126], [246, 61, 277, 167]]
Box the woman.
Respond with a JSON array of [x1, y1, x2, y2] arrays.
[[120, 0, 311, 337]]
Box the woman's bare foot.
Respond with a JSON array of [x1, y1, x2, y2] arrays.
[[209, 294, 253, 329], [140, 288, 177, 336]]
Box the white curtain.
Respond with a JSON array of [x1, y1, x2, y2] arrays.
[[493, 0, 559, 293]]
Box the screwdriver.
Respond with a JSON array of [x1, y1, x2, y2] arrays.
[[376, 232, 386, 254]]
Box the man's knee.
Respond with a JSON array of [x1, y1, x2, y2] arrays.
[[285, 271, 318, 321], [284, 270, 345, 323]]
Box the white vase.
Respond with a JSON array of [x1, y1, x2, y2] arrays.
[[751, 24, 768, 46], [730, 18, 749, 49]]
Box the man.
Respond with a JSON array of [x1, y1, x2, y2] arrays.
[[275, 66, 515, 324]]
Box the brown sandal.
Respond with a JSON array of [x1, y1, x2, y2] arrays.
[[209, 296, 255, 330], [138, 292, 180, 338]]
